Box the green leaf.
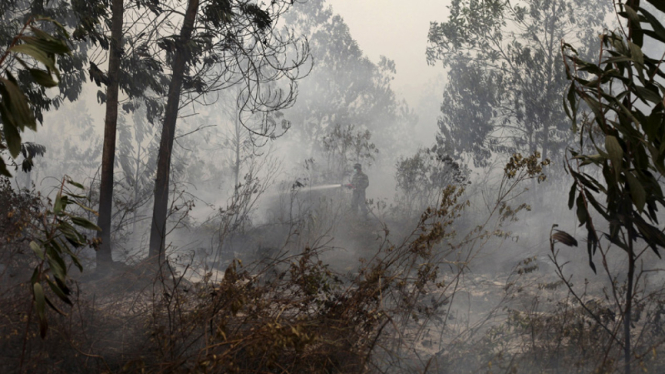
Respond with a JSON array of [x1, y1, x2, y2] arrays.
[[33, 283, 48, 338], [34, 16, 70, 39], [584, 192, 610, 221], [633, 214, 665, 257], [2, 113, 21, 158], [74, 201, 98, 214], [65, 192, 87, 199], [571, 171, 600, 193], [67, 179, 85, 189], [605, 135, 623, 180], [552, 230, 578, 247], [44, 295, 67, 316], [70, 216, 101, 231], [9, 44, 57, 75], [641, 8, 665, 43], [568, 182, 577, 210], [577, 154, 605, 166], [0, 74, 36, 131], [69, 252, 83, 272], [30, 241, 44, 260], [566, 83, 577, 130], [30, 267, 39, 285], [576, 193, 587, 227], [45, 246, 67, 282], [587, 231, 597, 274], [53, 193, 63, 214], [21, 32, 70, 54], [57, 220, 85, 245], [46, 279, 72, 306], [53, 275, 71, 296], [28, 69, 58, 88], [624, 6, 643, 46], [626, 172, 646, 213], [634, 85, 661, 104]]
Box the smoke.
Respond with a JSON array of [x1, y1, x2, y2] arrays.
[[5, 1, 665, 373]]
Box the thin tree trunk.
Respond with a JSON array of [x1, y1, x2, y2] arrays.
[[234, 113, 240, 190], [96, 0, 124, 266], [624, 202, 636, 374], [624, 3, 639, 372], [132, 144, 141, 233], [541, 1, 556, 162], [148, 0, 200, 263], [625, 245, 635, 374]]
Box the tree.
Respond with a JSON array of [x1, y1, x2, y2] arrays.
[[95, 0, 124, 264], [115, 101, 159, 237], [147, 0, 309, 263], [427, 0, 610, 166], [320, 123, 379, 182], [0, 17, 102, 344], [282, 0, 415, 158], [88, 0, 172, 265], [395, 147, 467, 216], [1, 0, 170, 265], [556, 1, 665, 373], [217, 87, 277, 191]]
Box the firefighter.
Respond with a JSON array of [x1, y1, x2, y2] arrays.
[[350, 163, 369, 217]]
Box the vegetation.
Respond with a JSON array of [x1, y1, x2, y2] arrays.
[[0, 16, 71, 176], [427, 0, 610, 166], [557, 1, 665, 372], [4, 0, 665, 373]]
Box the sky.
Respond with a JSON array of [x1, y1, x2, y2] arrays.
[[326, 0, 451, 106]]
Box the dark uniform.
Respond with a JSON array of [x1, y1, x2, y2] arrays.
[[350, 164, 369, 217]]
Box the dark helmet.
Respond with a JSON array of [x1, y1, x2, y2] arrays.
[[353, 163, 362, 171]]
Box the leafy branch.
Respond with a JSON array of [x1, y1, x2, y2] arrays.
[[0, 16, 71, 176], [558, 1, 665, 372], [28, 176, 100, 339]]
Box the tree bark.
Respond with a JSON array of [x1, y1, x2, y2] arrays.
[[624, 243, 635, 374], [132, 144, 141, 233], [234, 113, 240, 190], [624, 3, 639, 372], [96, 0, 124, 266], [148, 0, 200, 263]]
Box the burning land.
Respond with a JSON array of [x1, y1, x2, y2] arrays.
[[2, 0, 665, 373]]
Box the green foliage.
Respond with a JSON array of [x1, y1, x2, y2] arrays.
[[561, 0, 665, 270], [0, 16, 71, 176], [558, 2, 665, 372], [1, 0, 92, 121], [0, 175, 98, 340], [29, 176, 99, 338]]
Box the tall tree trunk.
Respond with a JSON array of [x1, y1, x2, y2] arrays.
[[624, 3, 639, 370], [96, 0, 124, 266], [625, 241, 635, 374], [132, 144, 141, 233], [541, 0, 557, 162], [148, 0, 200, 263], [234, 113, 240, 190]]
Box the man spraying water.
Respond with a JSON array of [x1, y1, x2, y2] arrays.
[[343, 163, 369, 218], [289, 164, 369, 219]]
